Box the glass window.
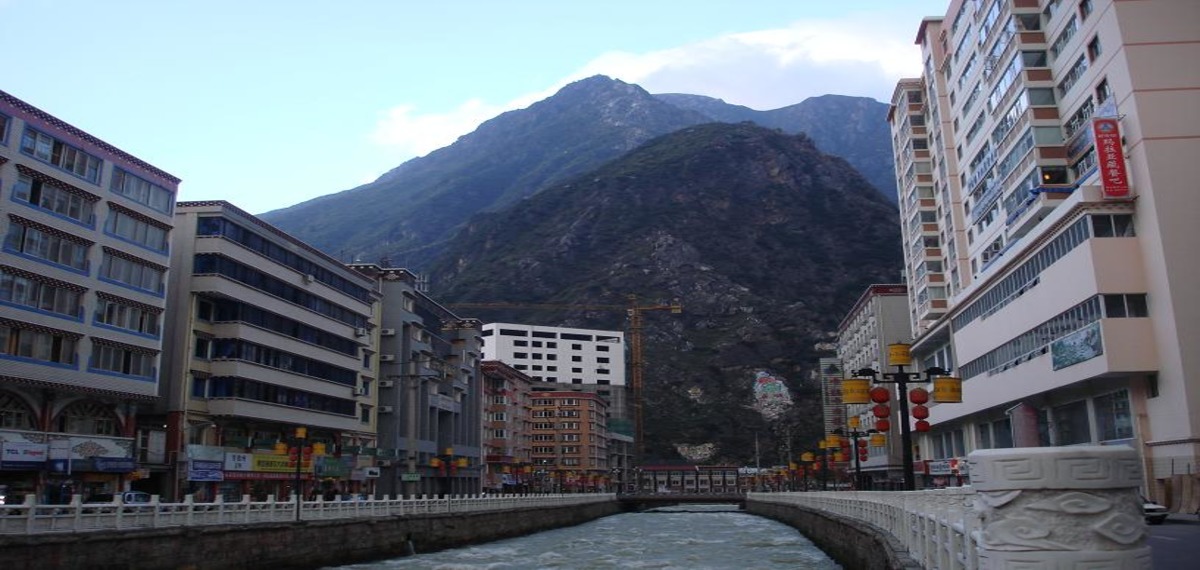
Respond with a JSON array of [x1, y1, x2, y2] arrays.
[[1053, 400, 1091, 445], [1094, 390, 1132, 441], [19, 128, 102, 183]]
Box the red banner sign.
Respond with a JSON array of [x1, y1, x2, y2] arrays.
[[1091, 118, 1130, 199]]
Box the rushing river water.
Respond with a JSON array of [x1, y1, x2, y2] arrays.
[[328, 504, 841, 569]]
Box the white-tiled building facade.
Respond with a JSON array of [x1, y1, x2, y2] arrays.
[[888, 0, 1199, 496]]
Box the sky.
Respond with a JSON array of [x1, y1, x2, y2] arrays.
[[1, 0, 949, 215]]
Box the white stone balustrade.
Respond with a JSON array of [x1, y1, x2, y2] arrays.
[[749, 446, 1151, 569]]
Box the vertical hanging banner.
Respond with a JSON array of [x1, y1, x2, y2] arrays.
[[1091, 118, 1130, 199]]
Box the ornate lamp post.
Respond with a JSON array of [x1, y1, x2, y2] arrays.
[[851, 343, 961, 491], [290, 426, 308, 521], [799, 451, 815, 491], [837, 418, 875, 490]]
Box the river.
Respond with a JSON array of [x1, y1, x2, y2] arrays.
[[327, 504, 841, 569]]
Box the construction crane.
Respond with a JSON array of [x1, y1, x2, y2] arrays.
[[446, 294, 682, 465]]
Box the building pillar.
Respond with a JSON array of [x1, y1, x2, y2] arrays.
[[970, 446, 1151, 569]]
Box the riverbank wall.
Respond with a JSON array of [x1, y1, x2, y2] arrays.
[[0, 501, 623, 570], [746, 499, 920, 570]]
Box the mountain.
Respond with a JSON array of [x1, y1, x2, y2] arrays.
[[261, 76, 896, 269], [261, 77, 711, 267], [426, 122, 903, 465], [653, 93, 896, 202]]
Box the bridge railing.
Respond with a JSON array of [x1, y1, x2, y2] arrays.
[[0, 492, 614, 535], [748, 446, 1152, 570]]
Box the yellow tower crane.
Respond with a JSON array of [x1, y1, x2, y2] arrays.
[[446, 294, 681, 465]]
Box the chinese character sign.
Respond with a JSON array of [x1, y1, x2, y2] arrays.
[[1091, 118, 1130, 199]]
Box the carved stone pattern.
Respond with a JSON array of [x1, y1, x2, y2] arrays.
[[970, 447, 1141, 491]]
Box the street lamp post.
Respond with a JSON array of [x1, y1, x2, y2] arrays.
[[853, 343, 959, 491], [291, 426, 307, 521]]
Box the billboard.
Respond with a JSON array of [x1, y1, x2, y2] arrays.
[[1091, 118, 1130, 199]]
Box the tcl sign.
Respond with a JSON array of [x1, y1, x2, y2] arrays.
[[1092, 118, 1131, 199]]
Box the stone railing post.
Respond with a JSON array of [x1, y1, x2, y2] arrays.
[[970, 446, 1151, 568]]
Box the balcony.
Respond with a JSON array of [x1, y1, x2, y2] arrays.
[[1005, 184, 1075, 241], [206, 398, 362, 432]]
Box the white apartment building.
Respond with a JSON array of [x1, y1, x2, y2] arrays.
[[889, 0, 1199, 498], [835, 285, 911, 489], [1, 90, 178, 503], [480, 323, 626, 386]]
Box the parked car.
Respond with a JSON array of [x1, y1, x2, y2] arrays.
[[85, 491, 152, 504], [1142, 496, 1169, 525]]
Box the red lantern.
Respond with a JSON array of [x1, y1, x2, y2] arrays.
[[856, 439, 868, 448], [858, 451, 869, 462], [872, 404, 891, 418], [911, 404, 930, 420], [875, 419, 891, 432], [869, 387, 891, 403], [909, 388, 929, 405], [915, 420, 931, 432]]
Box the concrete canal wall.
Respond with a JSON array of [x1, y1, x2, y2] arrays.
[[0, 501, 623, 570], [746, 500, 918, 570]]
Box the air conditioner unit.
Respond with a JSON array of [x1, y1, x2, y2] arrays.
[[379, 405, 394, 414], [353, 386, 367, 396], [303, 274, 315, 284], [378, 380, 395, 388], [380, 328, 396, 337], [379, 354, 396, 362], [355, 327, 368, 337]]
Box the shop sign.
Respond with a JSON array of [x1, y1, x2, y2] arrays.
[[252, 454, 311, 474], [315, 456, 351, 477], [400, 473, 421, 482], [926, 458, 959, 475], [1092, 118, 1130, 199], [1, 442, 48, 469], [188, 460, 224, 482], [93, 457, 137, 473]]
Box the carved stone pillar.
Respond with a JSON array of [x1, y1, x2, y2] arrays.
[[970, 446, 1151, 569]]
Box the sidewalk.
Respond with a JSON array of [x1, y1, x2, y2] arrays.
[[1165, 512, 1200, 525]]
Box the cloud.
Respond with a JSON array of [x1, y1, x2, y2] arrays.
[[370, 11, 926, 159], [370, 98, 506, 157]]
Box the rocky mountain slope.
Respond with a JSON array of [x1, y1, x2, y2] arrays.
[[261, 76, 896, 270], [426, 122, 903, 465]]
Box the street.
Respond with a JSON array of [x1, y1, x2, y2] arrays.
[[1149, 514, 1200, 569]]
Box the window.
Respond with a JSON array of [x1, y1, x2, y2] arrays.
[[110, 168, 174, 214], [105, 208, 169, 252], [1087, 36, 1102, 61], [0, 323, 78, 365], [1053, 400, 1091, 445], [19, 128, 102, 183], [90, 341, 156, 378], [94, 295, 162, 336], [12, 173, 97, 225], [1095, 78, 1112, 105], [4, 219, 90, 271], [0, 112, 9, 144], [101, 251, 165, 293], [0, 268, 83, 319], [1103, 294, 1148, 318], [1094, 390, 1132, 441]]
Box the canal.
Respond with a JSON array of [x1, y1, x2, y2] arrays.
[[327, 504, 841, 569]]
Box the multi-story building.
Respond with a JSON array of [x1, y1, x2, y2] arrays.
[[480, 323, 626, 387], [529, 391, 609, 492], [835, 284, 910, 489], [888, 0, 1199, 497], [159, 202, 380, 501], [481, 360, 533, 492], [1, 90, 179, 503], [350, 265, 483, 498], [481, 321, 631, 451]]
